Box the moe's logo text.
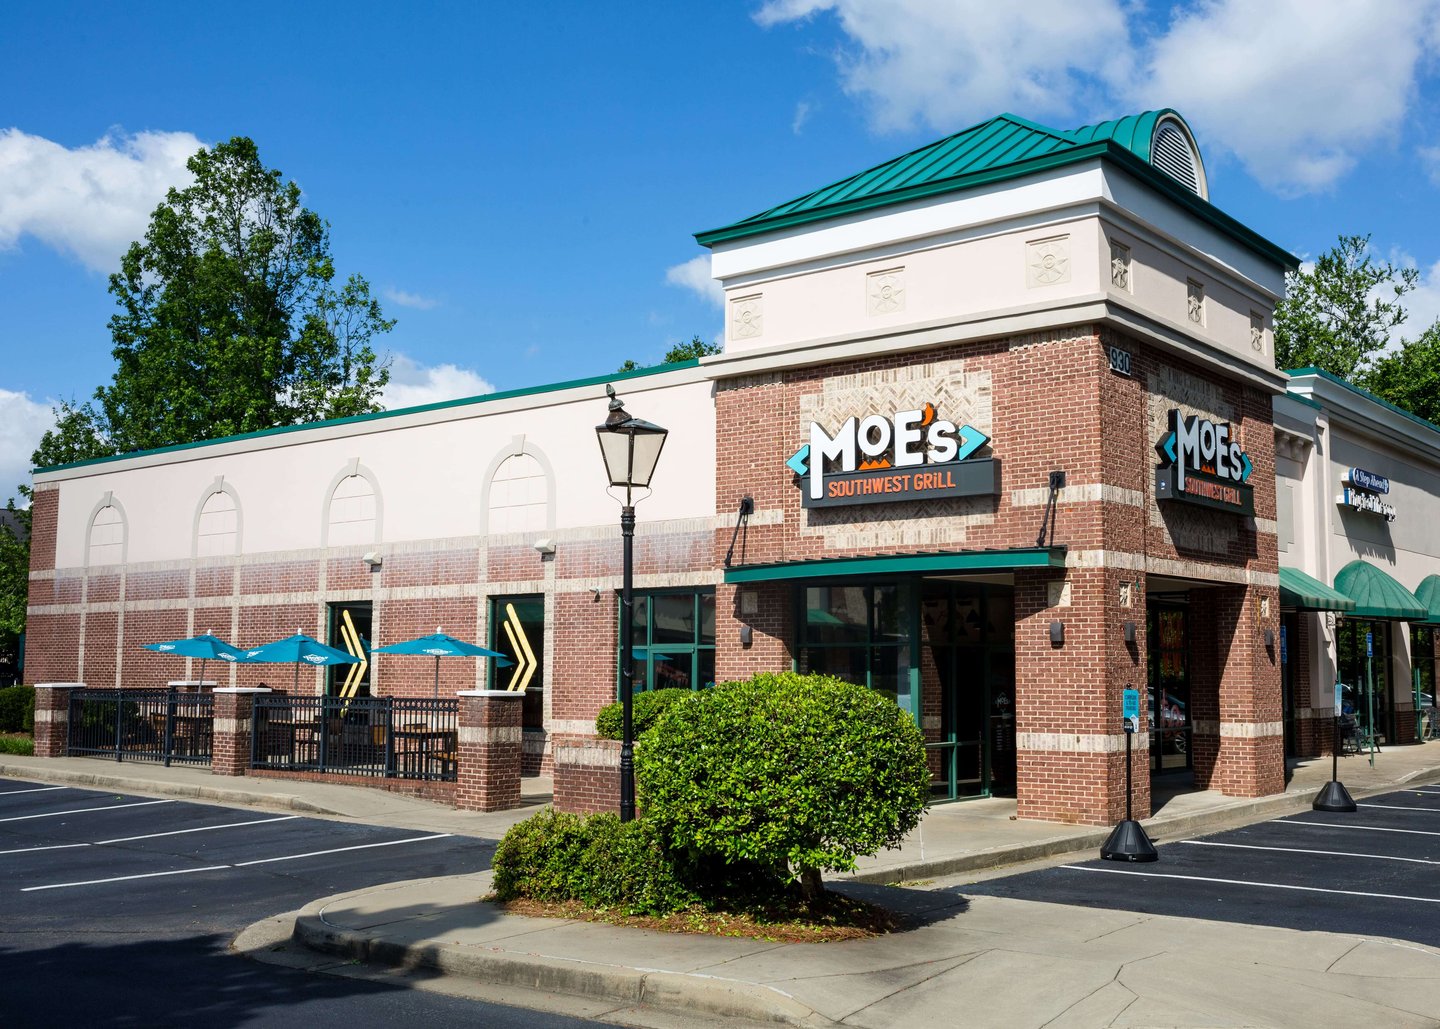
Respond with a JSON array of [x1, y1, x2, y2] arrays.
[[786, 402, 998, 509], [1155, 409, 1254, 515]]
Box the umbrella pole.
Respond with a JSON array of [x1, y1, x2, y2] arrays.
[[433, 656, 440, 700], [198, 658, 207, 691], [294, 663, 300, 695]]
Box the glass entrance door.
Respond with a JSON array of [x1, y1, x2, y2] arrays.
[[921, 582, 1015, 800], [1148, 602, 1191, 773]]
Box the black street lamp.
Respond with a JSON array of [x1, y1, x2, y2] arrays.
[[595, 384, 668, 822]]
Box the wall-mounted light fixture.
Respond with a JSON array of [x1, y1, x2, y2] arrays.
[[590, 587, 602, 603], [362, 551, 383, 569], [533, 538, 555, 555], [1264, 628, 1275, 648], [1124, 621, 1136, 644], [740, 625, 753, 647], [1050, 620, 1065, 645]]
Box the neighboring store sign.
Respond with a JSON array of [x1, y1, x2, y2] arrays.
[[1154, 409, 1255, 515], [787, 401, 997, 508], [1337, 467, 1397, 522]]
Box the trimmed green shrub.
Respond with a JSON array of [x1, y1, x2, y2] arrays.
[[635, 672, 930, 897], [0, 685, 34, 734], [594, 687, 692, 740], [491, 808, 697, 915], [0, 735, 34, 755]]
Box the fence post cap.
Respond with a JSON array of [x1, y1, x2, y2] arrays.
[[34, 682, 86, 689], [212, 687, 273, 694]]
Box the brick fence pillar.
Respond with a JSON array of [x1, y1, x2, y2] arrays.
[[212, 688, 270, 776], [32, 683, 84, 758], [455, 690, 523, 812]]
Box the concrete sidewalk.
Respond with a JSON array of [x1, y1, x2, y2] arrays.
[[8, 745, 1440, 1026]]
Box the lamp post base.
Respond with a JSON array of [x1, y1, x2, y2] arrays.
[[1101, 820, 1158, 862], [1312, 779, 1357, 812]]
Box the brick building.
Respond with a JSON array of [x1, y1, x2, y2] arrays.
[[25, 109, 1439, 824]]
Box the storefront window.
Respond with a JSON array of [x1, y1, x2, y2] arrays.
[[489, 595, 545, 731], [327, 601, 371, 697], [798, 584, 912, 705], [1413, 626, 1436, 713], [1337, 620, 1391, 743], [620, 589, 716, 696]]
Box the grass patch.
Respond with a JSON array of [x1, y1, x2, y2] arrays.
[[486, 889, 904, 943], [0, 733, 34, 756]]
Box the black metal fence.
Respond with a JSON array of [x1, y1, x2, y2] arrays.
[[67, 688, 215, 766], [251, 695, 459, 782]]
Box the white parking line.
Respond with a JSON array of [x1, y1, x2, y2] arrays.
[[0, 815, 300, 856], [1285, 819, 1440, 838], [1061, 864, 1440, 904], [20, 832, 455, 891], [1181, 839, 1440, 865], [0, 799, 173, 824], [1357, 802, 1440, 812], [0, 786, 71, 796]]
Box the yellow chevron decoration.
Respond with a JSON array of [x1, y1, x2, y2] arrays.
[[339, 608, 369, 699], [503, 602, 537, 693]]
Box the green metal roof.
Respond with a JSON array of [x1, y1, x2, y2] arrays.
[[1333, 560, 1428, 621], [695, 109, 1297, 270], [1279, 566, 1356, 612], [723, 547, 1066, 584], [1286, 366, 1440, 440], [1415, 575, 1440, 627]]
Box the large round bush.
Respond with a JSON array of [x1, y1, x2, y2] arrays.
[[635, 672, 929, 895], [594, 687, 692, 740]]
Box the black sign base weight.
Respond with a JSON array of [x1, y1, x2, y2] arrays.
[[1312, 715, 1357, 812], [1101, 819, 1158, 862]]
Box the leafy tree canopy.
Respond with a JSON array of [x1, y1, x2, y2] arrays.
[[1366, 324, 1440, 425], [616, 335, 720, 373], [1274, 234, 1418, 381], [36, 136, 394, 467]]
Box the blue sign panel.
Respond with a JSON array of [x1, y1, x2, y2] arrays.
[[1366, 631, 1373, 658], [1122, 688, 1139, 731], [1347, 467, 1391, 495], [1279, 623, 1288, 663], [1335, 682, 1343, 715]]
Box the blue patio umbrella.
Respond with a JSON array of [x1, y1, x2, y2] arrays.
[[142, 633, 246, 688], [242, 632, 361, 692], [372, 629, 512, 698]]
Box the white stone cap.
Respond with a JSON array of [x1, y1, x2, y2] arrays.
[[34, 683, 85, 689], [213, 687, 273, 694], [456, 690, 522, 698], [168, 680, 218, 687]]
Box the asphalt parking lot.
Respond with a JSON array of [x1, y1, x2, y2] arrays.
[[963, 785, 1440, 949]]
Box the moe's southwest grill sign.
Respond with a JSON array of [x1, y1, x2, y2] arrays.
[[786, 402, 998, 509], [1155, 409, 1254, 515]]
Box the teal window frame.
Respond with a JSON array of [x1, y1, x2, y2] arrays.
[[794, 580, 919, 721], [616, 587, 716, 697]]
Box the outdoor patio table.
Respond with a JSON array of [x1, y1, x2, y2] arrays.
[[392, 726, 455, 777]]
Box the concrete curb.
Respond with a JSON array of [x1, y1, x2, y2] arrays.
[[0, 762, 345, 816], [846, 764, 1440, 884], [290, 902, 828, 1027]]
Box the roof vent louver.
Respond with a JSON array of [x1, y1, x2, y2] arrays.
[[1150, 117, 1206, 199]]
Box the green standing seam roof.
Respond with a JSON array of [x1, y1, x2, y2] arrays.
[[723, 547, 1066, 585], [1415, 575, 1440, 627], [1333, 560, 1428, 621], [1278, 567, 1356, 612], [695, 109, 1297, 270]]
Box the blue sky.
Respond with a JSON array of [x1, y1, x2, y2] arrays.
[[4, 1, 1440, 499]]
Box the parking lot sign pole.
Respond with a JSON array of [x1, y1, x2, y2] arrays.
[[1101, 688, 1158, 862], [1366, 631, 1376, 768], [1314, 679, 1357, 812]]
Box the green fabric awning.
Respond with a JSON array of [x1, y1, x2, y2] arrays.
[[723, 547, 1066, 585], [1333, 560, 1428, 621], [1279, 567, 1356, 612], [1415, 575, 1440, 627]]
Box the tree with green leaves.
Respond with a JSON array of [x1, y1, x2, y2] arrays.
[[1274, 234, 1418, 379], [1366, 323, 1440, 425], [616, 335, 720, 373], [0, 501, 29, 681], [42, 136, 394, 462]]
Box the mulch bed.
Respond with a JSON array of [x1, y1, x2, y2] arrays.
[[486, 890, 905, 943]]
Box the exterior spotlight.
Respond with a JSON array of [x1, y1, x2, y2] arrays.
[[1050, 621, 1065, 645]]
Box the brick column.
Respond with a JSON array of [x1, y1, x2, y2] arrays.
[[455, 690, 523, 812], [32, 683, 83, 758], [212, 687, 270, 776]]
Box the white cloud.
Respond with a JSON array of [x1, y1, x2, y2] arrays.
[[665, 254, 724, 307], [756, 0, 1440, 195], [0, 128, 202, 271], [755, 0, 1132, 133], [792, 101, 814, 134], [0, 389, 57, 498], [1421, 146, 1440, 188], [380, 354, 495, 410], [382, 287, 439, 310], [1401, 258, 1440, 339], [1134, 0, 1439, 194]]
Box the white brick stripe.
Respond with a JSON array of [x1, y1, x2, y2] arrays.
[[458, 726, 523, 745], [1190, 720, 1284, 738], [1010, 484, 1145, 508], [1017, 732, 1149, 754], [554, 742, 621, 767]]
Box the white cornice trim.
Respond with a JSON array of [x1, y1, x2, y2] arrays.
[[1287, 373, 1440, 461]]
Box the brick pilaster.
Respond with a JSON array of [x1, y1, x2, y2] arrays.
[[455, 690, 523, 811], [32, 683, 82, 758], [552, 734, 621, 814], [212, 688, 269, 776]]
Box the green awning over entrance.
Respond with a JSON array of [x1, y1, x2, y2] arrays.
[[1279, 567, 1356, 612], [723, 547, 1066, 584], [1333, 560, 1428, 621], [1415, 575, 1440, 626]]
